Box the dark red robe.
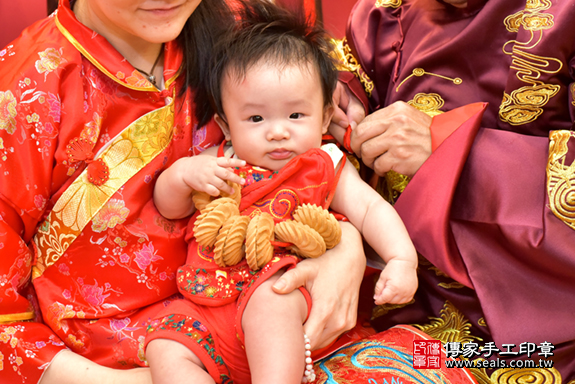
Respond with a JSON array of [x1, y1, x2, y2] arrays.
[[344, 0, 575, 380]]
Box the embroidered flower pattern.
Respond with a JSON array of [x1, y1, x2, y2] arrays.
[[0, 90, 18, 134], [109, 317, 141, 342], [81, 112, 102, 144], [91, 199, 130, 233], [46, 92, 61, 123], [35, 48, 65, 77], [134, 243, 163, 271], [80, 280, 111, 307], [46, 302, 76, 332], [34, 194, 47, 211], [125, 70, 151, 88]]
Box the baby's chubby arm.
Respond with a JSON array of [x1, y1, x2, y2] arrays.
[[153, 146, 246, 219], [330, 161, 418, 305]]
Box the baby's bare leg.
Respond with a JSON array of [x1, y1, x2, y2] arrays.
[[242, 271, 309, 384], [146, 338, 214, 384], [40, 350, 152, 384]]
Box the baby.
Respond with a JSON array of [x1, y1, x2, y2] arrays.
[[145, 2, 417, 384]]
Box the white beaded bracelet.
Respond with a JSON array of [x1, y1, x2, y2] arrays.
[[302, 334, 316, 383]]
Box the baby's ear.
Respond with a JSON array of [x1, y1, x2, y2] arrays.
[[214, 114, 231, 141], [321, 105, 335, 134]]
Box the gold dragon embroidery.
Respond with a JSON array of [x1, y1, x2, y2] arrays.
[[333, 38, 374, 98], [375, 0, 401, 8], [499, 0, 562, 125], [546, 130, 575, 231]]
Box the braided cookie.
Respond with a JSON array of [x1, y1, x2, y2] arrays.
[[274, 221, 326, 258], [221, 181, 242, 205], [292, 204, 341, 249], [192, 181, 242, 213], [213, 215, 250, 267], [194, 198, 240, 248], [192, 191, 212, 213], [245, 213, 275, 270]]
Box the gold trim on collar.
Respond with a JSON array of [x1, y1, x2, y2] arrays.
[[55, 13, 179, 92]]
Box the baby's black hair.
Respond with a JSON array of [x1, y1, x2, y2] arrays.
[[208, 0, 338, 121]]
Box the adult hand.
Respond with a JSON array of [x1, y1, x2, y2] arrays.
[[329, 81, 366, 144], [272, 222, 366, 350], [351, 101, 432, 177]]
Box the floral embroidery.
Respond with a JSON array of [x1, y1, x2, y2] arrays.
[[81, 112, 102, 143], [33, 195, 47, 211], [35, 48, 65, 78], [147, 314, 232, 382], [58, 263, 70, 275], [193, 125, 207, 153], [91, 198, 130, 233], [66, 334, 85, 350], [133, 242, 163, 272], [178, 264, 254, 302], [0, 90, 18, 134], [109, 317, 141, 342], [0, 45, 15, 62], [90, 68, 119, 96], [235, 164, 277, 187], [45, 302, 77, 332], [80, 280, 111, 307], [46, 92, 61, 122], [125, 70, 151, 88]]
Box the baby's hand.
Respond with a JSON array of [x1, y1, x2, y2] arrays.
[[373, 259, 418, 305], [182, 156, 246, 197]]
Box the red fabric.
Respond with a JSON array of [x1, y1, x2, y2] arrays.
[[338, 70, 369, 113], [429, 103, 486, 152], [0, 0, 223, 380], [147, 148, 338, 383], [395, 102, 487, 288]]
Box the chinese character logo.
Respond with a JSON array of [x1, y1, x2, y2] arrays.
[[413, 340, 442, 369]]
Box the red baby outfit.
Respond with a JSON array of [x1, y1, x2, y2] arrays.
[[146, 144, 344, 384]]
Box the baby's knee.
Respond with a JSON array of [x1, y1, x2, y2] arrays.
[[147, 338, 206, 369]]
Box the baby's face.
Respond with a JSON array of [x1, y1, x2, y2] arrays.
[[216, 61, 332, 171]]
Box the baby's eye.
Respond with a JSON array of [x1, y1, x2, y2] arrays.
[[249, 115, 263, 122], [289, 113, 303, 119]]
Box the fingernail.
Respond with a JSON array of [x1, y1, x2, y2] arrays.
[[339, 120, 349, 128], [240, 178, 246, 185], [273, 279, 286, 291]]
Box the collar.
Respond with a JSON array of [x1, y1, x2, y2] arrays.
[[56, 0, 183, 92]]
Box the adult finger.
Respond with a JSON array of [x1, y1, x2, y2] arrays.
[[350, 109, 390, 156], [345, 91, 366, 130], [331, 104, 350, 130], [272, 262, 313, 295], [328, 120, 347, 145]]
